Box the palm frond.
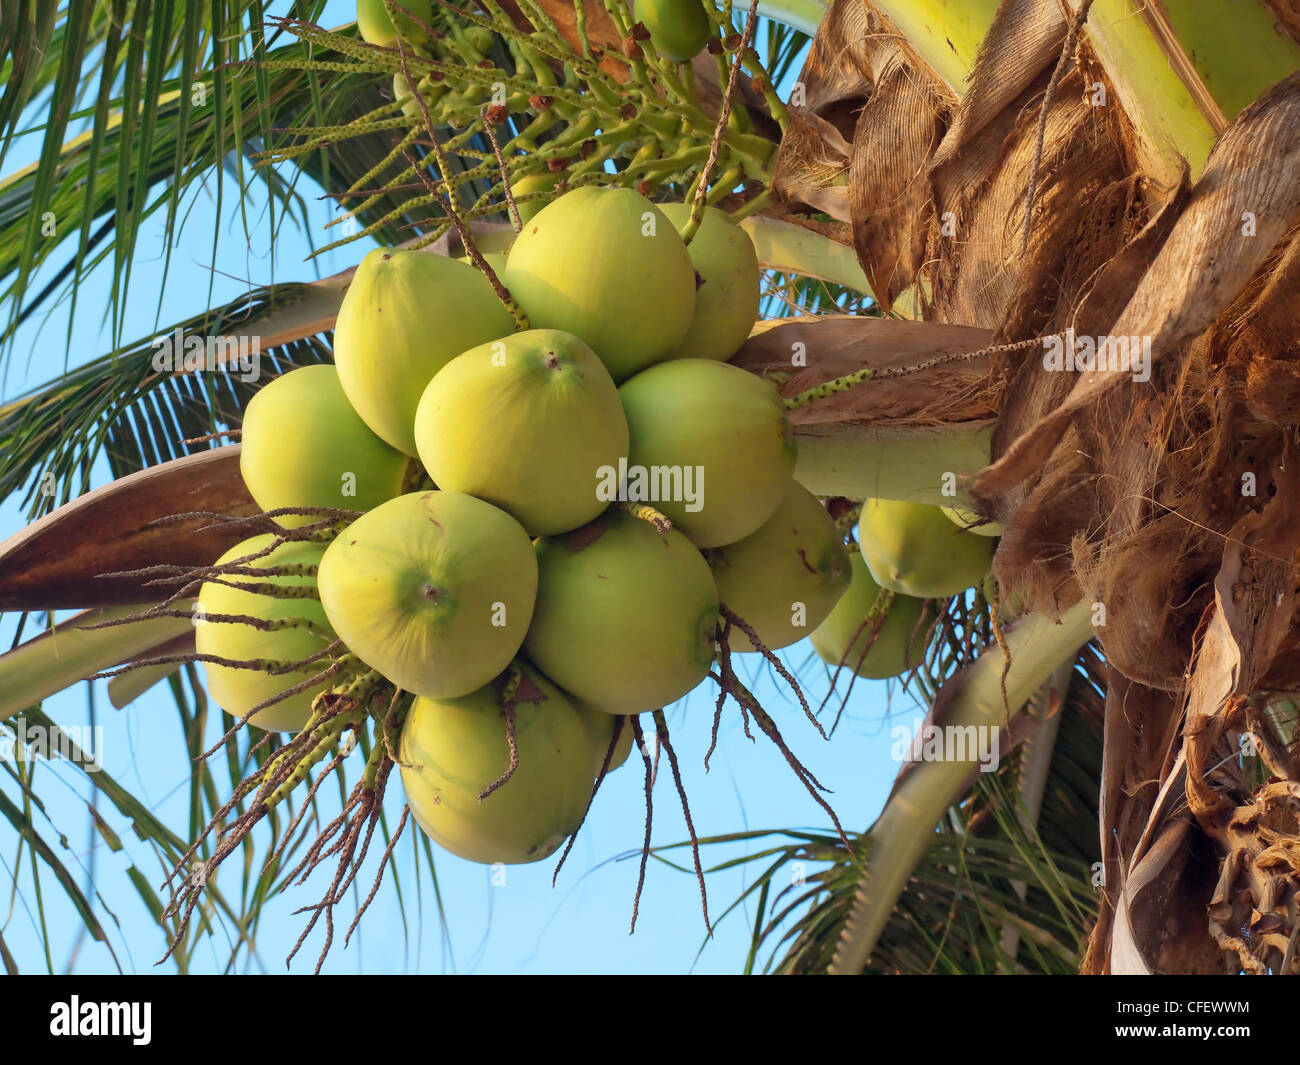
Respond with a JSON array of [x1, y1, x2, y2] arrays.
[[697, 646, 1105, 974], [0, 3, 343, 357], [1, 696, 282, 972], [0, 282, 334, 517]]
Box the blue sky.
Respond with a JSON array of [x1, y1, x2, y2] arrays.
[[0, 3, 919, 974]]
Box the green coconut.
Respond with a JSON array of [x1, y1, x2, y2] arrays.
[[810, 554, 932, 680], [637, 0, 711, 61], [457, 227, 516, 257], [317, 491, 537, 698], [618, 358, 796, 547], [475, 250, 510, 275], [239, 365, 409, 527], [462, 24, 495, 55], [415, 329, 628, 536], [659, 203, 761, 362], [708, 480, 851, 652], [524, 510, 719, 715], [573, 702, 635, 776], [356, 0, 432, 45], [503, 186, 696, 381], [454, 250, 510, 283], [392, 72, 446, 119], [509, 170, 561, 224], [333, 247, 516, 455], [196, 535, 336, 732], [399, 664, 593, 864], [858, 498, 995, 598], [940, 502, 1004, 538]]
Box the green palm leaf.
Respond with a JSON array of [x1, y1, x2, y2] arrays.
[[692, 646, 1105, 974], [0, 282, 332, 517]]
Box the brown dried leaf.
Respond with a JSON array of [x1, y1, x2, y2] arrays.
[[930, 0, 1066, 170], [730, 316, 997, 429], [848, 57, 943, 313], [977, 72, 1300, 498], [0, 447, 256, 611]]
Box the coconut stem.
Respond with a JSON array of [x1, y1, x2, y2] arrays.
[[726, 187, 772, 223], [553, 715, 623, 887], [144, 574, 315, 605], [572, 0, 591, 59], [832, 501, 863, 534], [784, 366, 876, 411], [818, 589, 896, 736], [480, 106, 523, 233], [342, 804, 409, 951], [478, 700, 520, 802], [618, 501, 673, 533], [268, 710, 364, 808], [714, 668, 852, 852], [1020, 0, 1095, 256], [784, 335, 1047, 412], [88, 606, 329, 637], [718, 604, 822, 739], [396, 41, 531, 330], [705, 616, 733, 772], [679, 0, 759, 246], [705, 164, 742, 206]]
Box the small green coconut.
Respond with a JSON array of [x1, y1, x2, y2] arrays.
[[414, 329, 628, 536], [810, 554, 932, 680], [333, 248, 516, 455], [523, 510, 719, 715], [709, 480, 851, 652], [637, 0, 711, 61], [858, 498, 995, 598], [356, 0, 432, 45], [618, 358, 797, 547], [508, 170, 561, 224], [392, 72, 446, 119], [196, 535, 336, 732], [239, 364, 410, 527], [399, 664, 593, 864], [659, 203, 761, 362], [317, 491, 537, 699], [503, 186, 696, 381]]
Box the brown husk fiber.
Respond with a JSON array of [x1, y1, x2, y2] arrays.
[[782, 0, 1300, 973]]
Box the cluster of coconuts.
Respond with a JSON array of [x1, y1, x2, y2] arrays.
[[195, 183, 875, 867], [198, 0, 1012, 868]]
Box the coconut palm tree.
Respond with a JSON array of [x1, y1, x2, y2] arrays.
[[0, 0, 1297, 974]]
